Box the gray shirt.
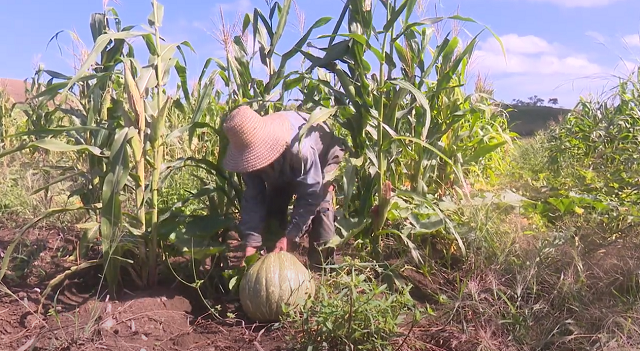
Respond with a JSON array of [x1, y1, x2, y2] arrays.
[[238, 110, 344, 241]]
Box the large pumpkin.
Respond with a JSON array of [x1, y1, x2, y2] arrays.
[[239, 251, 315, 322]]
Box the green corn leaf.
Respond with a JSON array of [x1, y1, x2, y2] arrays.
[[188, 72, 218, 144], [269, 0, 292, 56], [165, 122, 213, 144], [465, 141, 508, 164], [174, 60, 190, 105], [148, 1, 164, 28], [389, 80, 431, 139], [100, 127, 136, 293], [305, 40, 352, 72], [328, 2, 349, 47], [383, 0, 409, 33], [90, 12, 107, 42], [0, 139, 105, 159], [196, 58, 215, 90], [274, 16, 332, 84], [2, 125, 106, 139], [43, 70, 71, 80], [253, 9, 274, 42], [136, 64, 157, 94], [298, 106, 337, 143], [64, 30, 148, 94], [404, 0, 418, 23]]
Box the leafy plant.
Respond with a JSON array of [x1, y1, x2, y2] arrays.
[[0, 0, 517, 315], [283, 258, 425, 351], [522, 69, 640, 233], [0, 1, 210, 298], [282, 0, 512, 262]]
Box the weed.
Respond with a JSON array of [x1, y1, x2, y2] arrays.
[[284, 258, 426, 350]]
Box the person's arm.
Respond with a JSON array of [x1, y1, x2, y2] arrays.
[[238, 173, 267, 247], [285, 145, 325, 241]]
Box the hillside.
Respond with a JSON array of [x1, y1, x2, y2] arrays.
[[504, 104, 571, 137], [0, 78, 27, 103]]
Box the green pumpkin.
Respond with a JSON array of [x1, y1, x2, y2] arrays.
[[239, 251, 316, 322]]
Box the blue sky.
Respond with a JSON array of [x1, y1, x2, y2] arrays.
[[1, 0, 640, 108]]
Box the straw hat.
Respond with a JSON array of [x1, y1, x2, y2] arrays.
[[222, 106, 293, 173]]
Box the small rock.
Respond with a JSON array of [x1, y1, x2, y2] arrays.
[[100, 316, 116, 331], [25, 314, 41, 328]]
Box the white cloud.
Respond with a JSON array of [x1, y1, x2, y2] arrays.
[[473, 34, 602, 76], [218, 0, 253, 15], [471, 33, 609, 107], [526, 0, 626, 7], [621, 34, 640, 48]]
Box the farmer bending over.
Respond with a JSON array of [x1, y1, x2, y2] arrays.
[[222, 106, 346, 269]]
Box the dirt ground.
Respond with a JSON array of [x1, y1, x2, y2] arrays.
[[0, 217, 452, 351]]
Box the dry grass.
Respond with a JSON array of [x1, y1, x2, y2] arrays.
[[414, 206, 640, 351]]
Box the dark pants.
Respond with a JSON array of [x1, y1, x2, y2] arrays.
[[264, 182, 337, 269]]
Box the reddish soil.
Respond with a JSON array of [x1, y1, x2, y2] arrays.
[[0, 217, 454, 351]]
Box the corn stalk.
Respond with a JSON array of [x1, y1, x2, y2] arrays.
[[288, 0, 510, 262], [0, 1, 195, 296]]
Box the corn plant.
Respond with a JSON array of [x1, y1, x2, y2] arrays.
[[0, 0, 515, 302], [268, 0, 510, 262], [0, 90, 9, 151], [539, 68, 640, 232], [191, 0, 512, 264], [0, 1, 210, 298], [173, 0, 337, 229], [547, 71, 640, 195]]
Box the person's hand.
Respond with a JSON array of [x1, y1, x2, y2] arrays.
[[240, 246, 258, 267], [273, 236, 294, 253]]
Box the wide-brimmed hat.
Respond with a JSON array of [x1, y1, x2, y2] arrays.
[[222, 106, 292, 173]]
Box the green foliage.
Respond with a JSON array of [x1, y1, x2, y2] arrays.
[[3, 2, 640, 350], [283, 0, 513, 262], [284, 259, 425, 351], [0, 1, 205, 296], [512, 69, 640, 234], [0, 0, 514, 324]]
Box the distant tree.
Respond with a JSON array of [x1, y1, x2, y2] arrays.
[[511, 95, 558, 107], [528, 95, 545, 106], [511, 98, 526, 106]]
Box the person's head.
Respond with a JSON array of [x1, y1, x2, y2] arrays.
[[222, 106, 292, 174]]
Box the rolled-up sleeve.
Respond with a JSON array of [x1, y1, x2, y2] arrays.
[[238, 173, 267, 247], [286, 145, 325, 240]]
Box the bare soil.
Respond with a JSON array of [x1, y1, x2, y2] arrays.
[[0, 216, 447, 351], [0, 217, 291, 351]]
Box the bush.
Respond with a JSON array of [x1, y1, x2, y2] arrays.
[[283, 259, 425, 351]]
